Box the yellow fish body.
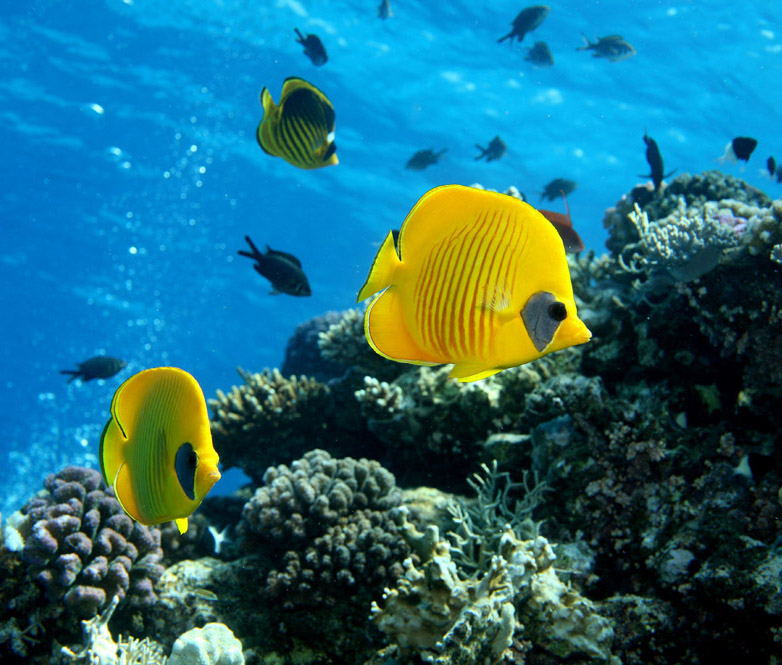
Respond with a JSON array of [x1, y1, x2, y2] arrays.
[[99, 367, 221, 534], [357, 185, 591, 382], [257, 77, 338, 170]]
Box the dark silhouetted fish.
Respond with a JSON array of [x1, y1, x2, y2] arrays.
[[498, 5, 550, 44], [540, 178, 576, 202], [777, 166, 782, 183], [406, 149, 447, 170], [238, 236, 311, 296], [525, 41, 554, 67], [539, 193, 584, 253], [61, 356, 127, 383], [257, 77, 337, 170], [732, 136, 757, 162], [378, 0, 392, 19], [767, 156, 776, 177], [294, 28, 328, 66], [577, 34, 636, 62], [475, 136, 507, 162], [640, 133, 675, 190]]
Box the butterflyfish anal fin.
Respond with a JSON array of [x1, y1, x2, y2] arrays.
[[364, 288, 439, 365], [175, 517, 189, 534], [357, 231, 399, 302], [449, 363, 501, 382]]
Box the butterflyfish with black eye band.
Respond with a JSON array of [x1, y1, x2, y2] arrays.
[[99, 367, 221, 534], [256, 77, 337, 170], [357, 185, 591, 382]]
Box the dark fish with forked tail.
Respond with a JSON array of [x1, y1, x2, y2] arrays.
[[294, 28, 328, 66], [60, 356, 127, 383], [577, 34, 636, 62], [525, 41, 554, 67], [498, 5, 550, 44], [540, 178, 576, 202], [238, 236, 311, 296], [406, 148, 447, 170], [641, 133, 675, 190], [475, 136, 506, 162]]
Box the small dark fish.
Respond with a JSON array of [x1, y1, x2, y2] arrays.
[[540, 178, 576, 202], [378, 0, 392, 19], [475, 136, 506, 162], [539, 193, 584, 253], [498, 5, 550, 44], [732, 136, 757, 162], [405, 148, 447, 170], [525, 41, 554, 67], [237, 236, 311, 296], [294, 28, 328, 66], [60, 356, 127, 383], [777, 166, 782, 184], [640, 133, 675, 190], [767, 156, 776, 177], [577, 34, 636, 62]]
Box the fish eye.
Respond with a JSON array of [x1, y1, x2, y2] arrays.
[[548, 302, 567, 321]]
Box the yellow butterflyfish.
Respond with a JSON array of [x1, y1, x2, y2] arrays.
[[256, 77, 338, 170], [99, 367, 221, 534], [357, 185, 591, 382]]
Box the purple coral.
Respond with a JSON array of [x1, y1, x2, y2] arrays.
[[20, 466, 165, 618]]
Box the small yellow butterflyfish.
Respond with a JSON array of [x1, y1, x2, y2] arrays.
[[357, 185, 591, 382], [256, 77, 338, 170], [99, 367, 221, 534]]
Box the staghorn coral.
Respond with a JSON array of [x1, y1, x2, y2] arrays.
[[209, 368, 332, 484]]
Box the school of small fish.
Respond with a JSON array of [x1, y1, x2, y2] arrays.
[[58, 3, 776, 535]]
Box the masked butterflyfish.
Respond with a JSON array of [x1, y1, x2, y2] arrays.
[[356, 185, 591, 382], [99, 367, 221, 534], [256, 77, 338, 170]]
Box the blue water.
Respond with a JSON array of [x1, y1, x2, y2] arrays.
[[1, 0, 780, 516]]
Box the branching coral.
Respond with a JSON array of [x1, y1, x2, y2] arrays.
[[619, 201, 739, 282], [209, 368, 332, 484]]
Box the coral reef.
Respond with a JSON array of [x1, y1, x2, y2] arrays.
[[209, 368, 333, 484], [371, 509, 614, 664], [281, 310, 352, 381], [167, 623, 244, 665], [0, 466, 164, 663]]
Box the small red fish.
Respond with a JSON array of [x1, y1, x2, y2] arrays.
[[539, 192, 584, 253]]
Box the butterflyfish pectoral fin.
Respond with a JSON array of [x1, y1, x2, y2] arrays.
[[357, 230, 400, 302], [449, 363, 501, 382], [364, 288, 439, 365], [175, 518, 189, 534]]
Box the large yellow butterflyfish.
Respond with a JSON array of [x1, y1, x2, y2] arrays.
[[99, 367, 221, 534], [357, 185, 591, 382], [256, 77, 338, 170]]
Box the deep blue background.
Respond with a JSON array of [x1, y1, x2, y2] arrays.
[[2, 0, 780, 514]]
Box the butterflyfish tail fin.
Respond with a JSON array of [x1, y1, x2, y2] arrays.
[[449, 363, 501, 382], [175, 518, 189, 534], [363, 288, 439, 365], [357, 230, 399, 302]]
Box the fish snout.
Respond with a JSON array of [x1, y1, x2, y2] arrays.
[[567, 316, 592, 346]]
